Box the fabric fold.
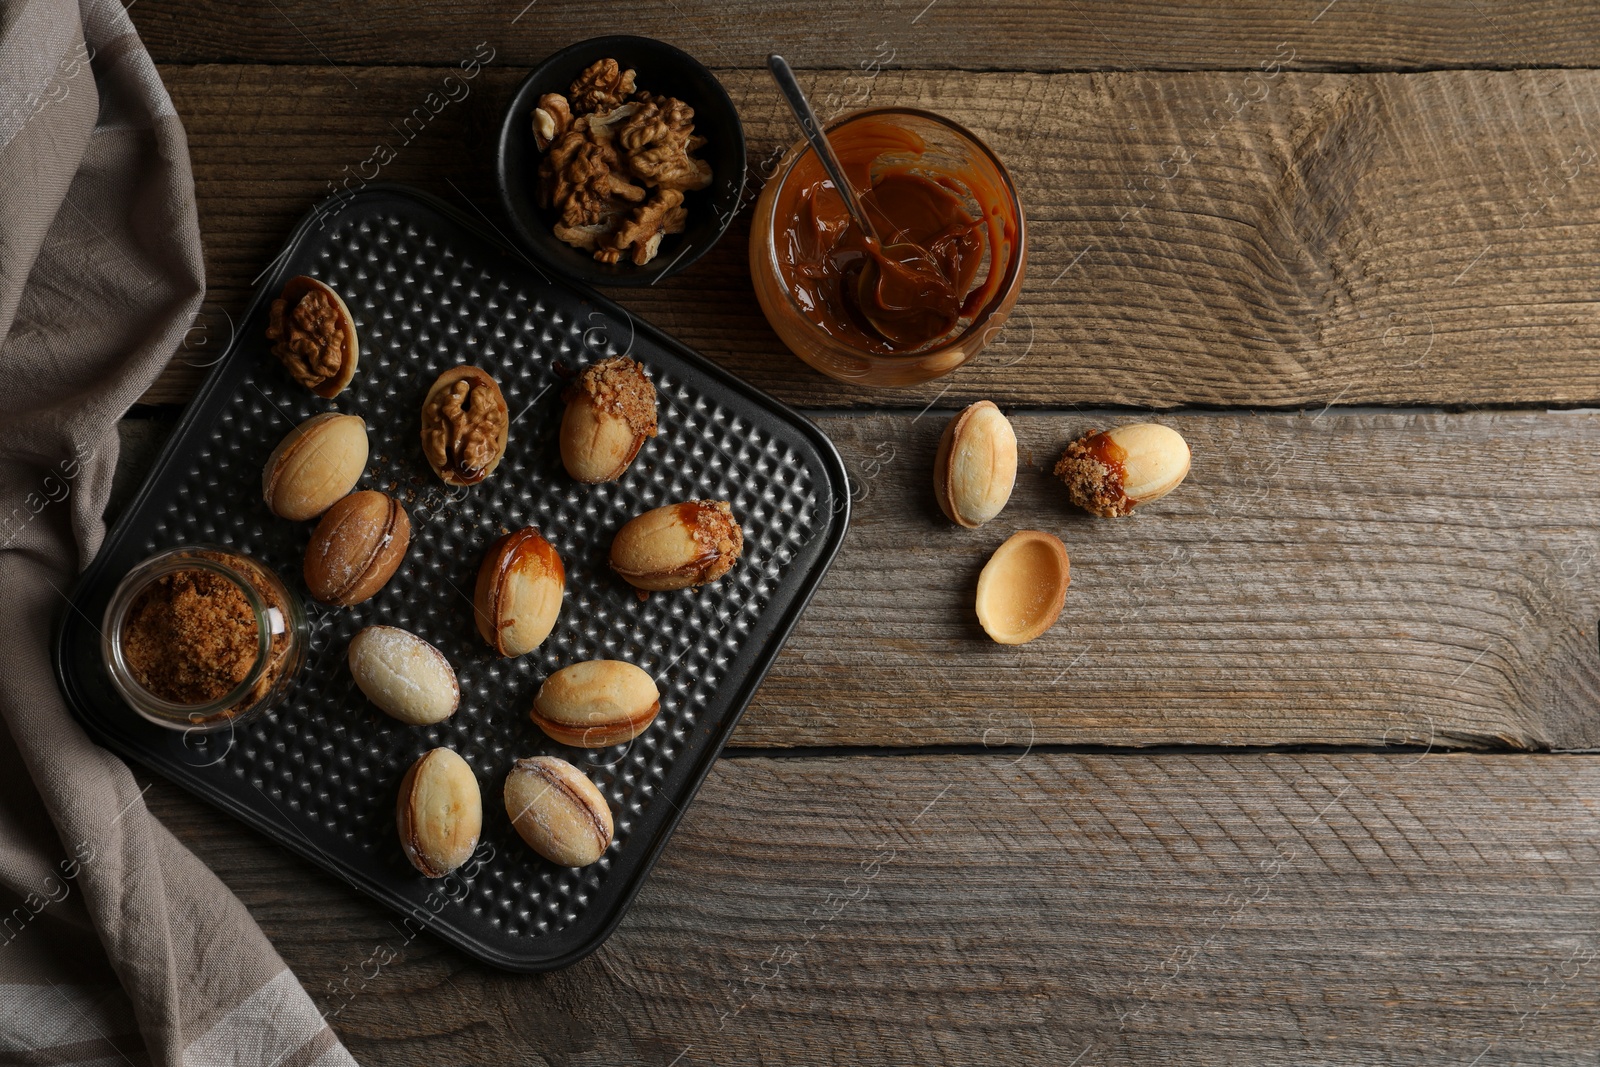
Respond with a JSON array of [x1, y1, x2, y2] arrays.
[[0, 1, 356, 1063]]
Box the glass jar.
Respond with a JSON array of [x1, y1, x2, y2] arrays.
[[101, 545, 306, 732], [750, 107, 1028, 388]]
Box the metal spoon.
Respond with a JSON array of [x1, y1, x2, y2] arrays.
[[766, 55, 956, 347], [765, 53, 882, 245]]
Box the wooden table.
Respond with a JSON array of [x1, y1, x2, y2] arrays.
[[115, 2, 1600, 1061]]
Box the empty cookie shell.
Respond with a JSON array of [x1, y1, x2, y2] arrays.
[[974, 530, 1070, 645]]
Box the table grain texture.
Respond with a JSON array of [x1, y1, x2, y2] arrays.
[[113, 3, 1600, 1063]]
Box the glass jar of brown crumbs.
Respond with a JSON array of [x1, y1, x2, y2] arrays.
[[100, 545, 306, 732]]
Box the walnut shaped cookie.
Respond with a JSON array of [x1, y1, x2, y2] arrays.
[[420, 366, 509, 487], [265, 276, 359, 398]]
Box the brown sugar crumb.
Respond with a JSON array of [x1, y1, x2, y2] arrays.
[[688, 500, 743, 582], [1053, 430, 1133, 518], [577, 356, 659, 439], [121, 569, 261, 704]]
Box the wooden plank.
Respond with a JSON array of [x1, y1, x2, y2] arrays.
[[153, 65, 1600, 409], [106, 406, 1600, 752], [131, 0, 1600, 72], [738, 408, 1600, 751], [107, 410, 1600, 754], [140, 752, 1600, 1064]]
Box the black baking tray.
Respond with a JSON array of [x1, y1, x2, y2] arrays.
[[53, 183, 849, 972]]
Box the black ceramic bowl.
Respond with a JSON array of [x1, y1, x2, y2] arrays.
[[496, 35, 746, 288]]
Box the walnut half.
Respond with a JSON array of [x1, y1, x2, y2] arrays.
[[600, 189, 689, 266], [618, 98, 713, 193], [532, 92, 572, 151], [569, 59, 636, 114], [420, 366, 510, 487], [539, 132, 647, 229]]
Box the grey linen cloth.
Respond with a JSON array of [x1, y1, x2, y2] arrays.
[[0, 0, 356, 1063]]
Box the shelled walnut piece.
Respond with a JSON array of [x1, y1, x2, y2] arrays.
[[618, 94, 709, 191], [542, 130, 646, 228], [597, 189, 686, 266], [534, 59, 710, 266], [532, 92, 572, 149], [569, 58, 635, 114]]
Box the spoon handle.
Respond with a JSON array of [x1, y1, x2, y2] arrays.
[[766, 54, 880, 245]]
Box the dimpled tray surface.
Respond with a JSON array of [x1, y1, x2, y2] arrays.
[[53, 183, 849, 971]]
